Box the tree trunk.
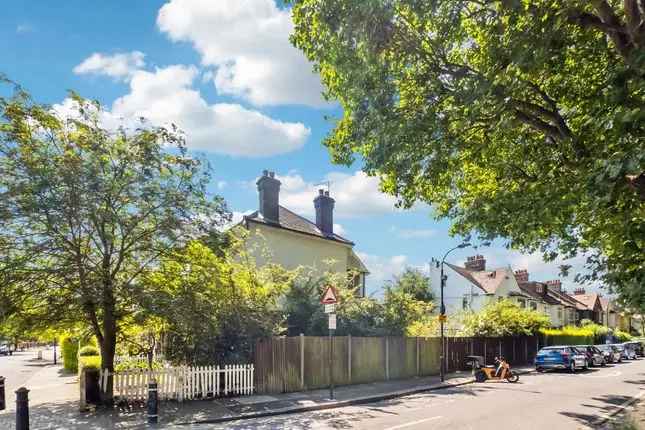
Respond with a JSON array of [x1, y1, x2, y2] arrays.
[[99, 307, 117, 405]]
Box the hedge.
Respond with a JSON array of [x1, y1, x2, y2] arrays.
[[79, 346, 99, 357], [79, 355, 101, 371], [60, 334, 79, 373], [541, 326, 594, 346]]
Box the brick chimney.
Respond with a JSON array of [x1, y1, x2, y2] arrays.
[[514, 269, 529, 283], [257, 170, 281, 224], [464, 255, 486, 271], [573, 287, 586, 295], [546, 279, 562, 293], [314, 189, 335, 236]]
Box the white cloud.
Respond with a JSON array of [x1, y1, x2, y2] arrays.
[[217, 180, 228, 190], [275, 171, 399, 218], [157, 0, 327, 107], [390, 226, 436, 239], [357, 252, 409, 294], [59, 64, 309, 157], [73, 51, 146, 81]]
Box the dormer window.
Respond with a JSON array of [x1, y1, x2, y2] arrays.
[[536, 285, 543, 294]]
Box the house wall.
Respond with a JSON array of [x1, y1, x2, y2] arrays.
[[428, 264, 522, 317], [245, 223, 361, 278]]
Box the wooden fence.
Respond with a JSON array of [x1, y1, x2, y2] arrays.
[[254, 335, 539, 394], [99, 364, 254, 402]]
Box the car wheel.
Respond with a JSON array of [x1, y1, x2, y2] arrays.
[[569, 361, 576, 373], [601, 359, 606, 367], [536, 367, 544, 373]]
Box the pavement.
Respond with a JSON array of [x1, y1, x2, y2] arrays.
[[1, 350, 644, 429], [183, 359, 645, 430]]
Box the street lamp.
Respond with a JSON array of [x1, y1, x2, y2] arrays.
[[439, 242, 471, 382]]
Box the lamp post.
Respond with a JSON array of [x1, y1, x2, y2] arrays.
[[439, 242, 470, 382]]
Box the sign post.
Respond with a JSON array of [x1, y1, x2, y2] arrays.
[[321, 285, 338, 400]]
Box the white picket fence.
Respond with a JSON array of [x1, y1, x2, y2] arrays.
[[99, 364, 254, 402]]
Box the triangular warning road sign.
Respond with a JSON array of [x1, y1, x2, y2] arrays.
[[321, 285, 338, 304]]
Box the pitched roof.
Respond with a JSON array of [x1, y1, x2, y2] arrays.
[[518, 282, 560, 305], [547, 288, 580, 308], [244, 206, 354, 246], [599, 297, 614, 312], [570, 293, 600, 311], [446, 263, 512, 294]]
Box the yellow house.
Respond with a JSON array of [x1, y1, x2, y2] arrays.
[[240, 170, 368, 296]]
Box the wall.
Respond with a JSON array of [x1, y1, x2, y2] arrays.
[[254, 335, 539, 394], [246, 223, 356, 275]]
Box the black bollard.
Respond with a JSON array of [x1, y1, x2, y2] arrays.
[[0, 376, 5, 410], [16, 387, 29, 430], [147, 379, 158, 425]]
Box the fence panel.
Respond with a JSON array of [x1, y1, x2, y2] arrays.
[[99, 364, 254, 402], [254, 337, 300, 394], [350, 337, 386, 384], [418, 337, 441, 376], [387, 337, 417, 380]]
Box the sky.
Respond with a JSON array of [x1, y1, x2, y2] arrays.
[[0, 0, 597, 297]]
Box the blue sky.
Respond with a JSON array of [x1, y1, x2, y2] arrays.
[[0, 0, 594, 296]]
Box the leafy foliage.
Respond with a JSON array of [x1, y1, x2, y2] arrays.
[[143, 238, 294, 365], [0, 84, 229, 399], [79, 346, 99, 357], [387, 268, 434, 302], [461, 299, 550, 337], [61, 334, 79, 373], [289, 0, 645, 306]]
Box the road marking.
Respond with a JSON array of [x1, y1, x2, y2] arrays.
[[384, 416, 442, 430]]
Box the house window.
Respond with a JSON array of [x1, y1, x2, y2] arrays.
[[518, 298, 526, 308], [536, 285, 543, 294], [462, 296, 469, 310], [530, 302, 537, 311], [558, 308, 563, 321]]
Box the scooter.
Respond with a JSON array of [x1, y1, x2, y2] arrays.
[[465, 355, 519, 383]]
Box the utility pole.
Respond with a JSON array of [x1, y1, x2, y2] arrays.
[[439, 242, 471, 382]]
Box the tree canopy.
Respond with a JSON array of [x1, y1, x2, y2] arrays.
[[0, 83, 229, 400], [290, 1, 645, 305], [461, 299, 550, 337]]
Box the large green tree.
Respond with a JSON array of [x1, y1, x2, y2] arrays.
[[290, 1, 645, 305], [0, 84, 228, 401]]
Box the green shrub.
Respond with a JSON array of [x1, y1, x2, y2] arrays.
[[60, 334, 79, 373], [615, 330, 633, 342], [78, 346, 99, 357], [540, 326, 594, 346], [78, 355, 101, 371]]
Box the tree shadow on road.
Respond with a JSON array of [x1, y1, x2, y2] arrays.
[[560, 394, 636, 429]]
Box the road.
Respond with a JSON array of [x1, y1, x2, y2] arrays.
[[192, 359, 645, 430], [0, 348, 56, 402]]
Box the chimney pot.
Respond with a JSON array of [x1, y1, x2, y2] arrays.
[[314, 190, 335, 236], [257, 169, 281, 223], [324, 191, 329, 197], [464, 255, 486, 271]]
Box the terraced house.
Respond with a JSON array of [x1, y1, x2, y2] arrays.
[[239, 170, 369, 296], [434, 257, 618, 330]]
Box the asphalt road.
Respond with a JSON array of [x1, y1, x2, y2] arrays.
[[190, 359, 645, 430], [0, 348, 55, 401]]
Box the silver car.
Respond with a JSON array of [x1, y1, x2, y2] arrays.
[[597, 344, 622, 363], [0, 344, 11, 356]]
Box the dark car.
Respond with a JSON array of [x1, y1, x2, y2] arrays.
[[575, 345, 606, 367], [596, 344, 622, 363], [535, 346, 587, 373]]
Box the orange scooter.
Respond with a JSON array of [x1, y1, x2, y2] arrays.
[[465, 356, 519, 383]]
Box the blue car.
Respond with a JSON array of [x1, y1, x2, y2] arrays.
[[535, 346, 587, 373]]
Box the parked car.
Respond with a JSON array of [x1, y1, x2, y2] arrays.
[[624, 341, 644, 357], [0, 343, 11, 356], [596, 344, 622, 363], [535, 346, 587, 373], [611, 343, 635, 360], [622, 342, 639, 360], [575, 345, 606, 367]]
